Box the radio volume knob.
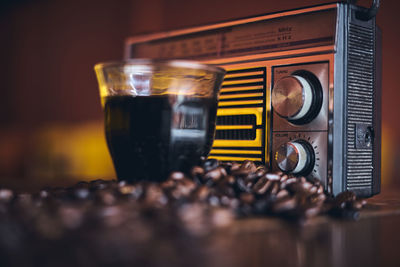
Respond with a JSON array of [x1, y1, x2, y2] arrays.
[[271, 71, 322, 124], [275, 140, 314, 174]]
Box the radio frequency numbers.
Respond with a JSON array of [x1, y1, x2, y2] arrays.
[[277, 35, 292, 41]]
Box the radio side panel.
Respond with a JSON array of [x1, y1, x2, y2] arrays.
[[332, 4, 347, 196], [333, 4, 380, 197]]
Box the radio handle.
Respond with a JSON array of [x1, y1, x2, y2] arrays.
[[348, 0, 380, 21]]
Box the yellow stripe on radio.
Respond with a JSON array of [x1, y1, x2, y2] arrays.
[[218, 100, 263, 106], [208, 156, 263, 161], [224, 71, 264, 78], [220, 86, 263, 93], [219, 92, 263, 99], [222, 79, 263, 86], [210, 149, 262, 155], [215, 125, 253, 130]]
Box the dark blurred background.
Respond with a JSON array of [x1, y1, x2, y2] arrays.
[[0, 0, 398, 190]]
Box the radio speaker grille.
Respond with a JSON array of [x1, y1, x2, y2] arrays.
[[346, 22, 374, 191], [209, 66, 266, 162]]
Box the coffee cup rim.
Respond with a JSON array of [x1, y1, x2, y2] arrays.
[[94, 59, 226, 75]]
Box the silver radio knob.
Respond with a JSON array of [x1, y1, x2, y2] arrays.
[[272, 75, 313, 120], [275, 141, 313, 174]]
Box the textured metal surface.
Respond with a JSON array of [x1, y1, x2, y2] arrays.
[[346, 22, 374, 190]]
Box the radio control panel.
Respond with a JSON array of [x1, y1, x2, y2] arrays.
[[271, 63, 329, 187]]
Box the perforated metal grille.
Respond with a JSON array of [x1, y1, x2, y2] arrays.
[[346, 23, 374, 190]]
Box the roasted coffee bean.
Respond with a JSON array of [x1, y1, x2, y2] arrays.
[[317, 185, 324, 195], [96, 190, 116, 205], [361, 199, 367, 206], [334, 191, 356, 205], [252, 177, 272, 195], [204, 168, 223, 182], [240, 160, 257, 173], [270, 182, 280, 195], [118, 180, 127, 187], [302, 182, 313, 190], [253, 198, 271, 214], [276, 189, 289, 200], [160, 179, 175, 189], [203, 159, 219, 172], [119, 183, 135, 195], [236, 177, 252, 193], [229, 162, 241, 172], [221, 175, 236, 185], [39, 190, 49, 199], [190, 166, 205, 184], [178, 178, 196, 193], [240, 193, 254, 204], [272, 197, 297, 213], [332, 191, 357, 210], [280, 177, 298, 189], [304, 205, 322, 218], [119, 184, 143, 199], [266, 173, 281, 181], [75, 181, 90, 189], [308, 186, 318, 195], [217, 184, 236, 199], [51, 188, 69, 199], [16, 193, 32, 205], [169, 171, 185, 181], [0, 189, 14, 202], [90, 179, 108, 190], [59, 206, 83, 229], [255, 167, 266, 178], [74, 188, 90, 200], [208, 196, 220, 206], [351, 200, 363, 210], [219, 196, 231, 206], [309, 193, 326, 205], [193, 186, 210, 201], [286, 181, 312, 196], [144, 184, 168, 206], [280, 174, 288, 183]]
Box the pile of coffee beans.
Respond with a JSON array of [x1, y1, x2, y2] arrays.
[[0, 160, 366, 266]]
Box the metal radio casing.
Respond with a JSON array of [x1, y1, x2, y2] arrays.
[[124, 2, 381, 197]]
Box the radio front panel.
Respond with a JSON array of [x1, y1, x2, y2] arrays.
[[125, 2, 381, 197]]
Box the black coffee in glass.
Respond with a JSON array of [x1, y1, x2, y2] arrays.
[[95, 59, 225, 182], [104, 95, 218, 182]]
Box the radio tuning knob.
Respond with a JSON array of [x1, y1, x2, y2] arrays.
[[275, 140, 315, 175], [271, 71, 323, 124]]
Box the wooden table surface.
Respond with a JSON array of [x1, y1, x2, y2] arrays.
[[202, 187, 400, 267]]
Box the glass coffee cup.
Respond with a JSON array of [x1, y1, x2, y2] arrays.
[[94, 59, 225, 182]]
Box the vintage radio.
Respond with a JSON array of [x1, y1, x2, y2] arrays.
[[124, 1, 381, 197]]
